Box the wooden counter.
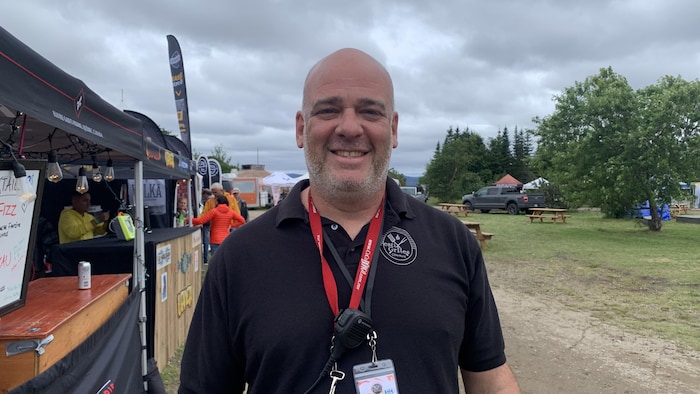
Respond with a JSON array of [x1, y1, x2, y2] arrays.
[[0, 273, 131, 392], [53, 227, 202, 366]]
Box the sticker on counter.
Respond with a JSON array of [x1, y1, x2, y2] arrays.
[[160, 272, 168, 302], [156, 244, 172, 269], [191, 230, 201, 247]]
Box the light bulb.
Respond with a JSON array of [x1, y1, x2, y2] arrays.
[[46, 151, 63, 183], [18, 177, 36, 203], [92, 165, 103, 182], [104, 159, 115, 182], [76, 167, 89, 194], [90, 155, 102, 182], [13, 161, 37, 203]]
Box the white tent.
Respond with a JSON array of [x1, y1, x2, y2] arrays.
[[523, 177, 549, 190], [263, 171, 297, 186], [263, 172, 297, 206]]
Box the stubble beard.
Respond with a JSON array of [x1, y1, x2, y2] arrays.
[[304, 141, 391, 204]]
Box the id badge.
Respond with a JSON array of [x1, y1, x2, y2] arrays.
[[352, 359, 399, 394]]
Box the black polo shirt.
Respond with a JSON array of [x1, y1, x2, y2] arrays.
[[179, 178, 506, 394]]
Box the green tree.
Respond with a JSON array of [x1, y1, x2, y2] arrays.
[[633, 76, 700, 227], [533, 68, 700, 231], [422, 126, 490, 201], [388, 168, 406, 185], [486, 127, 513, 178], [208, 144, 236, 174], [511, 126, 534, 183]]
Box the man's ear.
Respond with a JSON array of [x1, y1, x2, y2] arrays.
[[392, 111, 399, 148], [295, 111, 305, 148]]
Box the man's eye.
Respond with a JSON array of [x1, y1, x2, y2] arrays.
[[313, 108, 339, 116], [361, 109, 384, 117]]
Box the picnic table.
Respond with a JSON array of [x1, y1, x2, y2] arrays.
[[526, 208, 571, 223], [438, 203, 473, 217], [461, 220, 494, 249], [671, 203, 689, 217]]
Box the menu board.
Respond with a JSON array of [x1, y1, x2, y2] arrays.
[[0, 160, 45, 317]]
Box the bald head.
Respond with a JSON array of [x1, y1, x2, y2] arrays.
[[302, 48, 395, 114]]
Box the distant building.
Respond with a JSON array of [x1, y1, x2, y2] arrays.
[[236, 164, 271, 179]]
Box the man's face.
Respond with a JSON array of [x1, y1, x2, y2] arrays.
[[212, 188, 224, 197], [73, 193, 91, 214], [296, 50, 398, 200]]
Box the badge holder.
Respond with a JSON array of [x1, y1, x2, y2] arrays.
[[352, 332, 399, 394]]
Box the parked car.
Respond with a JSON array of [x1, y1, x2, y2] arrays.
[[462, 186, 545, 214], [400, 186, 429, 203]]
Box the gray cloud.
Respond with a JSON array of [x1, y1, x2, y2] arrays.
[[4, 0, 700, 176]]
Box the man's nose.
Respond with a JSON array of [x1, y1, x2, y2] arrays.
[[335, 109, 363, 137]]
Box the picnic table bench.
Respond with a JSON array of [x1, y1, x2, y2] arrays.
[[438, 203, 473, 217], [462, 220, 494, 249], [671, 203, 689, 217], [526, 208, 571, 223]]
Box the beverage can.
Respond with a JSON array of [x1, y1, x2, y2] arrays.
[[78, 261, 91, 289]]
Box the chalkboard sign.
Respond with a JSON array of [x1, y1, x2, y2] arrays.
[[0, 160, 45, 317]]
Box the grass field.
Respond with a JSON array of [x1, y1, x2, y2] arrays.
[[160, 208, 700, 391], [469, 209, 699, 351]]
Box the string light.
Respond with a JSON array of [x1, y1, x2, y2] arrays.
[[76, 167, 89, 193], [91, 155, 102, 182], [1, 138, 36, 203], [46, 150, 63, 183], [13, 160, 37, 203], [104, 150, 115, 182]]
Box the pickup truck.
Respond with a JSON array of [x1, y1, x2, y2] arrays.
[[461, 186, 545, 214], [400, 186, 429, 203]]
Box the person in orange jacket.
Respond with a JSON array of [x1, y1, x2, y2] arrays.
[[192, 195, 245, 257]]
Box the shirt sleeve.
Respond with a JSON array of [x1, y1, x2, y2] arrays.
[[458, 241, 507, 371], [94, 222, 107, 236], [201, 198, 214, 214], [59, 210, 95, 241], [193, 209, 216, 225]]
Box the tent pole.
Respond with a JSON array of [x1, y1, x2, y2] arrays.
[[187, 178, 193, 226], [134, 160, 148, 392]]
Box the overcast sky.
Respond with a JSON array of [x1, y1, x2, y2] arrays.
[[3, 0, 699, 176]]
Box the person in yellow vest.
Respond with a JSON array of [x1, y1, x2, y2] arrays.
[[58, 192, 109, 244], [201, 182, 240, 215]]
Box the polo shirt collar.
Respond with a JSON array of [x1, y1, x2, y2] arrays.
[[274, 177, 417, 228]]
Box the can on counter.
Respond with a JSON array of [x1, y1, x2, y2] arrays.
[[78, 261, 91, 289]]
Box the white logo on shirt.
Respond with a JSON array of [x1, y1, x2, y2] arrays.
[[380, 227, 417, 266]]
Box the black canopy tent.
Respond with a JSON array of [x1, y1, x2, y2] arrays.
[[0, 27, 193, 178], [0, 26, 194, 392], [0, 25, 196, 224]]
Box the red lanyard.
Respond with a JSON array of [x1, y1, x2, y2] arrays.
[[308, 192, 384, 316]]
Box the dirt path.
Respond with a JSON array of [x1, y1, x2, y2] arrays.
[[247, 209, 700, 393], [492, 286, 700, 394]]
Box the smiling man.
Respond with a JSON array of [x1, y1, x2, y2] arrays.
[[179, 48, 520, 394]]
